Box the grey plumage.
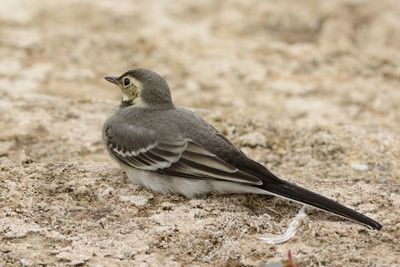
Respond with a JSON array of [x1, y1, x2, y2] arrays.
[[103, 68, 382, 230], [103, 106, 262, 184], [124, 68, 173, 108]]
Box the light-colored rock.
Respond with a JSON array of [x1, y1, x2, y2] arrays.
[[119, 195, 150, 207], [239, 132, 267, 147], [20, 258, 32, 267], [351, 163, 369, 171]]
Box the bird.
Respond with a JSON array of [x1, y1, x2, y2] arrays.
[[102, 68, 382, 230]]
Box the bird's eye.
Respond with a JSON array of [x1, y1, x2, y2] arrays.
[[123, 77, 130, 87]]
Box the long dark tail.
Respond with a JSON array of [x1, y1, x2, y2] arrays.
[[260, 179, 382, 230]]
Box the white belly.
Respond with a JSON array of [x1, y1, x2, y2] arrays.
[[122, 166, 263, 198]]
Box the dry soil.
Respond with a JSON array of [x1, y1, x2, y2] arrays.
[[1, 0, 400, 266]]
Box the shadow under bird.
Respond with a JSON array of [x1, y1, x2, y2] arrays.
[[102, 68, 382, 230]]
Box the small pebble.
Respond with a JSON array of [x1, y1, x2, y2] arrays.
[[351, 163, 368, 171], [119, 195, 149, 207], [20, 258, 32, 266]]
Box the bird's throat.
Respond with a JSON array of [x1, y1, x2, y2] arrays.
[[120, 96, 146, 108]]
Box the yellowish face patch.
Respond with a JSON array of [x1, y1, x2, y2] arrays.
[[120, 75, 145, 106]]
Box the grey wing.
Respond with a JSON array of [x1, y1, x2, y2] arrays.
[[104, 123, 185, 170], [103, 123, 262, 185]]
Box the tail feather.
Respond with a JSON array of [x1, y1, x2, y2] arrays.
[[261, 180, 382, 230]]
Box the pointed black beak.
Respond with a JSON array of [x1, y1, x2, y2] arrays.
[[104, 76, 119, 85]]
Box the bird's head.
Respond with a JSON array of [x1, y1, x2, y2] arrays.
[[105, 68, 173, 109]]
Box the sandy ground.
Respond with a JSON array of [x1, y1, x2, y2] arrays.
[[1, 0, 400, 266]]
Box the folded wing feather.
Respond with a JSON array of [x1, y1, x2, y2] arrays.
[[104, 124, 262, 185]]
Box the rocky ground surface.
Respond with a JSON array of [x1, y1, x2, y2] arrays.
[[1, 0, 399, 266]]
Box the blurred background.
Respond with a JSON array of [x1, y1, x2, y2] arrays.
[[2, 0, 399, 126], [1, 0, 399, 266]]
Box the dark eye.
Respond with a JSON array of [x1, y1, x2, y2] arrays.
[[123, 77, 130, 87]]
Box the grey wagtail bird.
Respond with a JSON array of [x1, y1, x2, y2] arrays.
[[103, 68, 382, 230]]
